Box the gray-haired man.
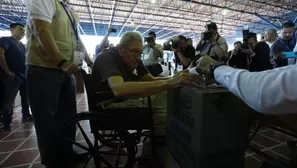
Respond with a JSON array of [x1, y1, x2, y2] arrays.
[[92, 31, 201, 166]]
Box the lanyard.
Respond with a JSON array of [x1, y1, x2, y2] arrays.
[[60, 2, 79, 41], [247, 56, 254, 70]]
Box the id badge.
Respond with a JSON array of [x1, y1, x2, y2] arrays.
[[143, 53, 150, 60], [177, 65, 183, 71], [73, 50, 85, 66]]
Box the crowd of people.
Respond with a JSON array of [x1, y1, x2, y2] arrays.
[[1, 0, 297, 167]]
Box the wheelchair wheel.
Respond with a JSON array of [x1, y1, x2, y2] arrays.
[[64, 112, 137, 168]]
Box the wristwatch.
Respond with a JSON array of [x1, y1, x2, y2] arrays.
[[209, 62, 226, 78], [57, 59, 67, 68]]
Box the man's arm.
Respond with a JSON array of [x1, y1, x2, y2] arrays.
[[140, 73, 170, 81], [79, 38, 93, 67], [26, 0, 64, 65], [214, 65, 297, 114], [0, 47, 10, 73], [152, 44, 164, 58], [175, 52, 191, 67], [0, 38, 11, 73], [95, 28, 111, 55], [212, 38, 228, 59], [108, 76, 170, 97]]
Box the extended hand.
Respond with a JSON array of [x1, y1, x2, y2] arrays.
[[6, 70, 15, 79], [195, 56, 220, 74], [168, 70, 203, 88], [242, 45, 254, 57]]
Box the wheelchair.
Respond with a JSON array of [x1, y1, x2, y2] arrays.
[[64, 69, 163, 168]]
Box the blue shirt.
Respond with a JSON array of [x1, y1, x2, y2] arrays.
[[270, 37, 295, 67], [0, 37, 26, 75]]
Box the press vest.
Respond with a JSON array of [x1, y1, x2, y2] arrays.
[[25, 0, 80, 69]]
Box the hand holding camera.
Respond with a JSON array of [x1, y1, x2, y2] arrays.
[[242, 44, 255, 57], [145, 37, 155, 48], [171, 36, 180, 51]]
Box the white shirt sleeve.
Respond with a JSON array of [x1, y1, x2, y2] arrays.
[[214, 65, 297, 115], [23, 0, 56, 23]]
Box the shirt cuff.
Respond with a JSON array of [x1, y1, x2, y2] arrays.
[[189, 67, 198, 74], [214, 66, 236, 88]]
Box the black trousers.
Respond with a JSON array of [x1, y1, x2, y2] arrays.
[[145, 64, 163, 77]]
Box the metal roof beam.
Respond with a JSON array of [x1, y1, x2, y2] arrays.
[[141, 25, 156, 35], [73, 5, 259, 32], [249, 0, 297, 13], [140, 0, 189, 35], [85, 0, 97, 36], [156, 27, 167, 35], [182, 0, 283, 20], [0, 23, 10, 28], [1, 8, 26, 22], [117, 0, 139, 37], [0, 16, 14, 23], [69, 1, 254, 26], [133, 0, 167, 31], [294, 16, 297, 24], [164, 32, 185, 41], [255, 14, 281, 29], [158, 31, 175, 39], [78, 24, 86, 35], [108, 0, 117, 28]]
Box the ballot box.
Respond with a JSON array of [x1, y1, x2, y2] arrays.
[[167, 86, 250, 168]]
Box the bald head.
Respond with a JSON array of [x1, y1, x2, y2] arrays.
[[265, 29, 277, 43]]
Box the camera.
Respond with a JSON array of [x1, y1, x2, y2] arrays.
[[242, 26, 249, 49], [110, 28, 117, 33], [145, 37, 154, 43], [202, 31, 213, 41], [171, 40, 179, 50]]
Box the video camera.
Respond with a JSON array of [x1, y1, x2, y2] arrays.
[[201, 21, 217, 41], [242, 25, 249, 49], [202, 31, 213, 41], [145, 37, 154, 43], [171, 40, 179, 50]]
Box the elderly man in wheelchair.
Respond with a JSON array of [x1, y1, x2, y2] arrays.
[[77, 31, 200, 168]]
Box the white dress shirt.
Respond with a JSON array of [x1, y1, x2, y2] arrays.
[[214, 65, 297, 115]]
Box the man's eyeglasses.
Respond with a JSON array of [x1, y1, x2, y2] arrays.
[[125, 48, 142, 57]]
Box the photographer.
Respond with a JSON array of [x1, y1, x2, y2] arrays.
[[228, 32, 272, 72], [142, 31, 164, 77], [196, 22, 228, 61], [95, 28, 116, 57], [227, 41, 247, 69], [163, 35, 195, 70]]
